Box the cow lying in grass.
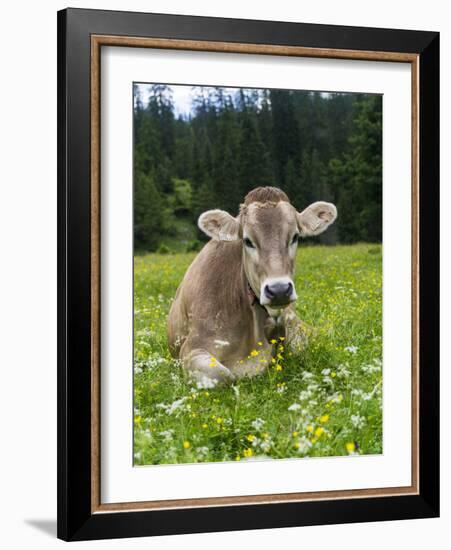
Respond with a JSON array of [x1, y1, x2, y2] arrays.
[[167, 186, 337, 386]]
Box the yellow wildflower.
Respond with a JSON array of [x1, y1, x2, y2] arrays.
[[134, 415, 142, 425], [306, 425, 314, 433], [270, 339, 277, 344], [319, 414, 330, 423], [279, 336, 285, 341], [257, 341, 263, 346], [331, 371, 337, 378], [346, 442, 356, 453], [216, 417, 224, 424], [292, 431, 299, 437], [246, 434, 255, 442], [183, 441, 190, 449], [271, 358, 276, 364], [243, 448, 253, 458], [235, 455, 241, 461], [275, 364, 282, 371], [250, 350, 259, 357], [314, 427, 325, 438], [202, 423, 208, 429]]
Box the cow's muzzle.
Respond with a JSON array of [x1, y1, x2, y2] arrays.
[[260, 278, 297, 307]]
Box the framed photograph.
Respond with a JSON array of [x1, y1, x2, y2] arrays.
[[57, 8, 439, 541]]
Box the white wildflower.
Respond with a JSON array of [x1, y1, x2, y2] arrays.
[[195, 376, 218, 389], [350, 414, 366, 429], [361, 361, 382, 374], [251, 418, 265, 431], [159, 429, 174, 441], [295, 437, 312, 455], [298, 390, 313, 401], [156, 397, 188, 415], [352, 389, 372, 401], [196, 446, 209, 457], [344, 346, 358, 354], [328, 392, 343, 404], [337, 364, 351, 378], [288, 403, 301, 411]]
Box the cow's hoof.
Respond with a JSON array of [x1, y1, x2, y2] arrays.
[[188, 366, 235, 388]]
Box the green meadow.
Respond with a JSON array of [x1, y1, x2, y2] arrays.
[[133, 243, 382, 465]]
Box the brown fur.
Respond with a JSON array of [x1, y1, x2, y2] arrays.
[[243, 186, 290, 206]]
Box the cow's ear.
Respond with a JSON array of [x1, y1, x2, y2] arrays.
[[297, 202, 337, 237], [198, 209, 240, 241]]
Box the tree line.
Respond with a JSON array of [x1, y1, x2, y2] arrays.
[[133, 84, 382, 252]]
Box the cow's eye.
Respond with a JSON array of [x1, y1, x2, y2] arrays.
[[244, 237, 255, 249], [291, 233, 300, 245]]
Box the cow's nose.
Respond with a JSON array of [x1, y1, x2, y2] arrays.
[[264, 281, 293, 305]]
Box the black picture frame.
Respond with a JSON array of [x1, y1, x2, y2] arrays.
[[57, 7, 439, 541]]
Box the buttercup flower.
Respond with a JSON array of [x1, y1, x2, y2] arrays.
[[314, 427, 324, 438]]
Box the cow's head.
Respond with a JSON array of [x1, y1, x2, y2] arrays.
[[198, 187, 337, 316]]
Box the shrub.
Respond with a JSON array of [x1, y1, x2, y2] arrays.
[[186, 240, 202, 252], [156, 244, 171, 255]]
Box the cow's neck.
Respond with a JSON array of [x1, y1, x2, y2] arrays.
[[240, 261, 288, 344]]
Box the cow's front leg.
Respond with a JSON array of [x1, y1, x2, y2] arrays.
[[181, 347, 235, 387], [282, 306, 309, 352]]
